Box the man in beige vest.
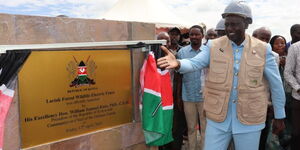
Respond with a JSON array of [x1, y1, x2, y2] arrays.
[[157, 1, 285, 150]]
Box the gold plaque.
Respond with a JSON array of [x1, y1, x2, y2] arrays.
[[19, 50, 132, 148]]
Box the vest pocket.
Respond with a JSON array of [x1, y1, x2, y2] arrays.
[[208, 59, 228, 84], [238, 93, 267, 123], [203, 88, 226, 115], [245, 58, 264, 88]]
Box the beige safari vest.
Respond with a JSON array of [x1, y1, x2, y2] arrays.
[[203, 34, 269, 125]]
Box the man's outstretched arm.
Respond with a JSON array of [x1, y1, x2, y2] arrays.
[[157, 42, 210, 73]]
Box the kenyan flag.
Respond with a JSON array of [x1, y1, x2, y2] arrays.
[[140, 52, 173, 146], [0, 85, 14, 149]]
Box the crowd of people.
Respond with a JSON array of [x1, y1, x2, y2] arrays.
[[154, 1, 300, 150]]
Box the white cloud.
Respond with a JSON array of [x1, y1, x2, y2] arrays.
[[159, 0, 299, 41], [0, 0, 63, 7], [247, 0, 300, 41], [161, 0, 227, 27]]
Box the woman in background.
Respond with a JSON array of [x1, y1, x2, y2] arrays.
[[270, 35, 287, 70], [269, 35, 292, 150]]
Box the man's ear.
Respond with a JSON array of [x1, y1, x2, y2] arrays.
[[244, 18, 252, 29]]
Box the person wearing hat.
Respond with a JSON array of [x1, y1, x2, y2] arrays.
[[157, 1, 286, 150], [167, 28, 187, 150], [168, 27, 182, 54], [215, 18, 226, 37]]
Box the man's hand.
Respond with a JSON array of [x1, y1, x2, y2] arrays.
[[157, 46, 179, 69], [272, 119, 285, 135]]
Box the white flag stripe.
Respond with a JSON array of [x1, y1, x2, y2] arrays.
[[144, 88, 161, 97], [149, 51, 155, 58], [139, 104, 143, 110], [157, 69, 169, 75], [0, 85, 6, 92], [162, 105, 174, 110], [0, 85, 14, 97]]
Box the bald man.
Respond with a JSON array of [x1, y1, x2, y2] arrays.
[[252, 27, 272, 43], [157, 32, 187, 150], [252, 27, 279, 65], [157, 32, 171, 49]]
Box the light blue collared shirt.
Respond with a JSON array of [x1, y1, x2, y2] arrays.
[[177, 45, 203, 102], [178, 40, 286, 134]]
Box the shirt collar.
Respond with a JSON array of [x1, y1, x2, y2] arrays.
[[231, 39, 246, 47], [188, 44, 201, 52]]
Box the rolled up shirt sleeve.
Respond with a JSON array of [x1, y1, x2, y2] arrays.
[[178, 41, 210, 74], [264, 44, 286, 119]]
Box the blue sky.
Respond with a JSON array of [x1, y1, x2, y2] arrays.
[[0, 0, 299, 41]]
